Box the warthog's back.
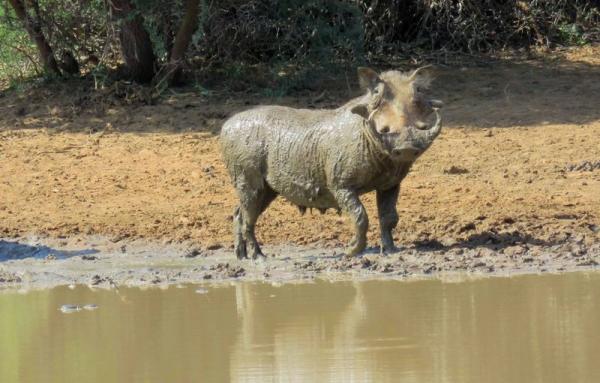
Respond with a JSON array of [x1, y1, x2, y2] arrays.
[[220, 105, 356, 208]]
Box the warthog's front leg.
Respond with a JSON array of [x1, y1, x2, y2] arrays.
[[334, 189, 368, 256], [376, 185, 400, 253]]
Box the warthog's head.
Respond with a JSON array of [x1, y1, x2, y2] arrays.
[[351, 67, 443, 162]]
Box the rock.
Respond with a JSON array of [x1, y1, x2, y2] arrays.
[[0, 271, 22, 283], [227, 266, 245, 278], [577, 259, 598, 266], [184, 248, 202, 258], [458, 222, 476, 233], [380, 263, 393, 273], [361, 257, 372, 268], [206, 243, 223, 250], [443, 165, 469, 175], [82, 255, 98, 261], [504, 245, 526, 257]]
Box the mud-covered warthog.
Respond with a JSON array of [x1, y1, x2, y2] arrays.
[[221, 67, 443, 259]]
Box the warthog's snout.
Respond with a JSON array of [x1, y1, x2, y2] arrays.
[[391, 146, 421, 161]]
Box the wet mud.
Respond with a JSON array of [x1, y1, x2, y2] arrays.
[[1, 234, 599, 290]]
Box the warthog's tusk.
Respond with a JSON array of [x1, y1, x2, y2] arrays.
[[413, 109, 442, 146]]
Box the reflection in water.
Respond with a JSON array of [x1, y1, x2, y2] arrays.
[[1, 273, 600, 383]]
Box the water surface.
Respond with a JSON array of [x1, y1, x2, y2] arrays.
[[1, 273, 600, 382]]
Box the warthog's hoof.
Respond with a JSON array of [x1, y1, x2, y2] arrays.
[[251, 253, 267, 263], [380, 245, 400, 256], [235, 243, 247, 260], [344, 245, 366, 258]]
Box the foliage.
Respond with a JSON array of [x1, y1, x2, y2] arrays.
[[0, 5, 38, 88], [358, 0, 600, 55], [1, 0, 600, 92]]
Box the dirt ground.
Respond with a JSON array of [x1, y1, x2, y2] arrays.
[[1, 46, 600, 287]]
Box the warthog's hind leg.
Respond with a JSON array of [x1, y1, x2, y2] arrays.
[[376, 185, 400, 253], [233, 206, 247, 260], [334, 189, 368, 257], [237, 183, 278, 260]]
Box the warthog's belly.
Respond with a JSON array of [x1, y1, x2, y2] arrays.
[[266, 176, 338, 210]]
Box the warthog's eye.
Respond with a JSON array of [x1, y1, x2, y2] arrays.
[[380, 126, 390, 133]]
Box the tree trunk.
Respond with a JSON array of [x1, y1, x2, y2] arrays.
[[7, 0, 61, 76], [108, 0, 156, 83], [167, 0, 200, 85], [162, 7, 174, 62]]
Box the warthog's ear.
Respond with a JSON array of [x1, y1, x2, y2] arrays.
[[409, 65, 434, 90], [350, 104, 370, 119], [357, 67, 381, 91]]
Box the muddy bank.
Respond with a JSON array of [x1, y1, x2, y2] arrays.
[[1, 234, 599, 290]]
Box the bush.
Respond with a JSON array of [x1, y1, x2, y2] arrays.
[[0, 6, 39, 88], [359, 0, 600, 55], [2, 0, 600, 91]]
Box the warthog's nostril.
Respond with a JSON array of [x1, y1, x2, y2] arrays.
[[392, 148, 421, 158], [380, 126, 390, 133]]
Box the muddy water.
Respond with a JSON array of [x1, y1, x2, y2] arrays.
[[1, 273, 600, 383]]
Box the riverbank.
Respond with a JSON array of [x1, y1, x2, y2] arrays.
[[1, 47, 600, 289], [1, 234, 599, 290]]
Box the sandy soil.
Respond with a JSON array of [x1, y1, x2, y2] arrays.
[[1, 46, 600, 288]]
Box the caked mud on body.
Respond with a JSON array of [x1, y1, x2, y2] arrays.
[[221, 67, 444, 259]]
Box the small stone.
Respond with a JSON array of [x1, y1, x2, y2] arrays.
[[361, 257, 372, 268], [184, 248, 202, 258], [82, 255, 98, 261], [443, 165, 469, 175], [90, 275, 103, 286], [206, 243, 223, 250], [504, 245, 525, 257], [577, 259, 598, 267], [458, 222, 476, 233], [227, 266, 245, 278]]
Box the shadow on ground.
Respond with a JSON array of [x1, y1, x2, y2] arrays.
[[1, 53, 600, 134], [0, 240, 99, 261], [414, 231, 556, 252]]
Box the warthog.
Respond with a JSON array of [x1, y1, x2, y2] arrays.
[[220, 67, 443, 259]]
